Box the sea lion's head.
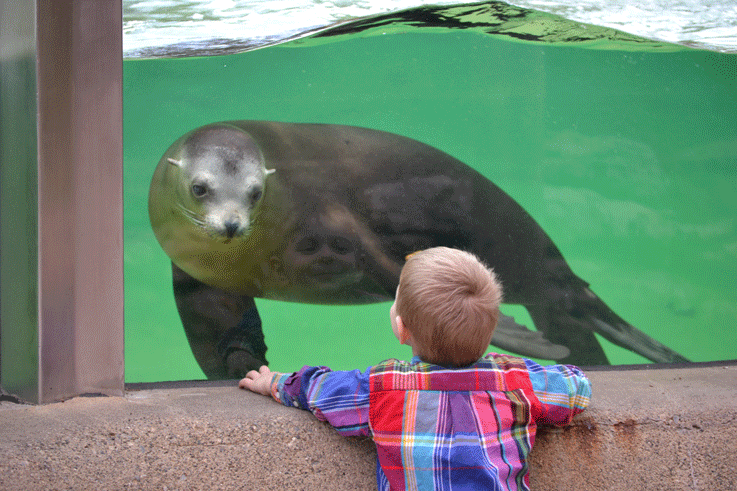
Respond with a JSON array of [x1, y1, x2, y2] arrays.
[[150, 123, 275, 248]]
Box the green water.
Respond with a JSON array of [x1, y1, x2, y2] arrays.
[[124, 29, 737, 382]]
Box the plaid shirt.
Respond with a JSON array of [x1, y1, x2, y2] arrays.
[[271, 353, 591, 491]]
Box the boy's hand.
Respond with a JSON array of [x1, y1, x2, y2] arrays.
[[238, 365, 277, 396]]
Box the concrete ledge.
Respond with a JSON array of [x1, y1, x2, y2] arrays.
[[1, 364, 735, 490]]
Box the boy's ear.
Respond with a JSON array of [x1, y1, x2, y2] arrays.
[[396, 315, 411, 345]]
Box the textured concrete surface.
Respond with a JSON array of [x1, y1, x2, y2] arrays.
[[528, 364, 737, 490], [1, 364, 735, 490]]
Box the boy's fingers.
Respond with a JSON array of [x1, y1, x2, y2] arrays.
[[238, 366, 274, 394]]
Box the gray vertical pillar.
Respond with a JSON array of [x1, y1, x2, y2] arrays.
[[0, 0, 124, 403]]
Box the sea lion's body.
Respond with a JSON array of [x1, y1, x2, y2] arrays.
[[150, 121, 689, 378]]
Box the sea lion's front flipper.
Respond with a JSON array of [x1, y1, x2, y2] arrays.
[[218, 307, 269, 379], [491, 314, 571, 360], [172, 263, 267, 379]]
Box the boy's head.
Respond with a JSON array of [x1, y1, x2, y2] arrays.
[[391, 247, 502, 367]]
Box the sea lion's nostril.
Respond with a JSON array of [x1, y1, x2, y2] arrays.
[[224, 221, 239, 239]]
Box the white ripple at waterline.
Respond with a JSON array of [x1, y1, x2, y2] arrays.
[[123, 0, 470, 57], [123, 0, 737, 57]]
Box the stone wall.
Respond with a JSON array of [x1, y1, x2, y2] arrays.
[[1, 364, 735, 490]]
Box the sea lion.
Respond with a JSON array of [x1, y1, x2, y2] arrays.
[[149, 121, 689, 378]]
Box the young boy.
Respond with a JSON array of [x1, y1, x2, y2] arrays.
[[240, 247, 591, 491]]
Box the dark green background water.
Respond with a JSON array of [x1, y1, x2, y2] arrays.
[[124, 28, 737, 382]]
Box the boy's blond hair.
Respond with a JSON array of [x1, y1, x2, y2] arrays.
[[396, 247, 502, 367]]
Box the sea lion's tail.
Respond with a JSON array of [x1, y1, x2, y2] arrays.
[[526, 282, 690, 366]]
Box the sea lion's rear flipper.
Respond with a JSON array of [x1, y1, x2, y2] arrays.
[[587, 308, 690, 364], [527, 286, 690, 366], [491, 314, 571, 360], [172, 263, 268, 379], [527, 305, 610, 365]]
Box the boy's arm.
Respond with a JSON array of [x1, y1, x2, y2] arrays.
[[240, 364, 372, 437], [524, 359, 591, 426]]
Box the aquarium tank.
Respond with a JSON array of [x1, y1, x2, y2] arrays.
[[123, 0, 737, 382]]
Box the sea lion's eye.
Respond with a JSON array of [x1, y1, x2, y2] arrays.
[[250, 188, 263, 204], [192, 183, 208, 198]]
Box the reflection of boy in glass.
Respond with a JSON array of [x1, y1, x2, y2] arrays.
[[240, 247, 591, 491], [266, 211, 364, 293], [262, 203, 399, 303]]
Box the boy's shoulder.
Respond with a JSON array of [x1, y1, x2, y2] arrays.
[[373, 352, 528, 370], [369, 353, 535, 392]]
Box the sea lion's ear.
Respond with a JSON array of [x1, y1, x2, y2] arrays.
[[265, 168, 276, 176], [167, 158, 183, 167]]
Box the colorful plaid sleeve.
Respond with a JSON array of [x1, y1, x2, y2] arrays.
[[523, 359, 591, 426], [271, 365, 372, 437]]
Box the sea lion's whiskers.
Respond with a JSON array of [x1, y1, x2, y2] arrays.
[[176, 203, 208, 228]]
